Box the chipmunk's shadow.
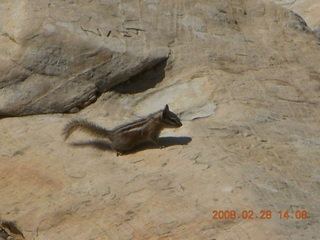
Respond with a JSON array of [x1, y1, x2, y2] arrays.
[[69, 136, 192, 155], [69, 140, 113, 151], [128, 136, 192, 155]]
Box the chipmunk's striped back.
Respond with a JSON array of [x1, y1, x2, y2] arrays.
[[113, 118, 150, 135]]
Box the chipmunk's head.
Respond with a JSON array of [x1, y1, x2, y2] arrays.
[[161, 104, 182, 128]]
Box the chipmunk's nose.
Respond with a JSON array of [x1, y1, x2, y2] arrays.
[[176, 119, 183, 127]]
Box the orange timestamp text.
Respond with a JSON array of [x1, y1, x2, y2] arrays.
[[212, 210, 309, 220]]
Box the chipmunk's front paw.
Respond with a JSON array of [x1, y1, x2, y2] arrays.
[[116, 151, 122, 156]]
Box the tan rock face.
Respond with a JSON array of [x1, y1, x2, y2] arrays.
[[0, 0, 169, 116], [0, 0, 320, 239], [272, 0, 320, 37]]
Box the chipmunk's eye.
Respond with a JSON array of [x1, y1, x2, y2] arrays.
[[169, 116, 182, 125]]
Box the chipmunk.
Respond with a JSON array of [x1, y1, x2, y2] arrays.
[[63, 105, 182, 155]]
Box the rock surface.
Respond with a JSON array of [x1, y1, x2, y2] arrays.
[[0, 0, 320, 239], [0, 0, 169, 116], [272, 0, 320, 37]]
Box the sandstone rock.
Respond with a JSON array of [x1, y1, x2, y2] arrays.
[[271, 0, 320, 37], [0, 0, 320, 239], [0, 0, 169, 116]]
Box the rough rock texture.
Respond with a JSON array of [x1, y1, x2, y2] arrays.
[[0, 0, 169, 116], [0, 0, 320, 239], [272, 0, 320, 37]]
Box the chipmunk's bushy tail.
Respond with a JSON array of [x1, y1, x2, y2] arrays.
[[63, 119, 113, 141]]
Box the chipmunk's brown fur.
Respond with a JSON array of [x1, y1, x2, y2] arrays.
[[63, 105, 182, 155]]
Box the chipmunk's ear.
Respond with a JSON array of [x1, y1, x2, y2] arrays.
[[162, 104, 169, 118]]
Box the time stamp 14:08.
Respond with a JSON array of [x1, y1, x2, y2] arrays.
[[212, 210, 309, 220]]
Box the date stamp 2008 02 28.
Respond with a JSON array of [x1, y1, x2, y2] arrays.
[[212, 210, 309, 220]]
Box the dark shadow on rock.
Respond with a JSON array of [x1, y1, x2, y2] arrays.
[[69, 140, 113, 151], [68, 136, 192, 156], [159, 136, 192, 147], [120, 136, 192, 155], [112, 58, 168, 94]]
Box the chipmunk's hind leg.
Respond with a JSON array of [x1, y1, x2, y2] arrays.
[[111, 139, 134, 156]]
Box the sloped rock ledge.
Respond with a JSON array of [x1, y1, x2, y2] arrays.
[[0, 1, 170, 117]]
